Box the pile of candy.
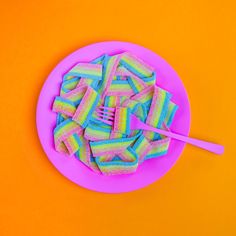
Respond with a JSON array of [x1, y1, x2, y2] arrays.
[[52, 52, 178, 175]]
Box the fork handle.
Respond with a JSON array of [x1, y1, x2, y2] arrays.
[[143, 125, 224, 155]]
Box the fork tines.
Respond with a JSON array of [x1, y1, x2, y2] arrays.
[[95, 106, 115, 125]]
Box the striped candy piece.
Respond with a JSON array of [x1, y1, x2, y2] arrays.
[[116, 66, 147, 93], [84, 123, 111, 141], [164, 101, 178, 128], [122, 99, 147, 122], [104, 95, 120, 108], [63, 133, 83, 156], [132, 135, 152, 163], [75, 136, 100, 173], [95, 147, 138, 175], [113, 107, 131, 135], [143, 86, 171, 140], [62, 85, 88, 105], [72, 86, 100, 128], [53, 85, 100, 128], [106, 80, 135, 97], [90, 132, 140, 157], [145, 137, 170, 160], [54, 118, 83, 155], [120, 52, 155, 79], [54, 118, 82, 143], [60, 77, 79, 95], [130, 85, 154, 104], [52, 96, 76, 117], [98, 55, 121, 99], [63, 63, 103, 81]]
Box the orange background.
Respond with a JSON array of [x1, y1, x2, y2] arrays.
[[0, 0, 235, 235]]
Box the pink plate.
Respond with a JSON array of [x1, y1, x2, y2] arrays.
[[36, 41, 190, 193]]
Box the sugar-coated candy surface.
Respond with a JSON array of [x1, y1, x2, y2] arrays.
[[52, 52, 178, 175]]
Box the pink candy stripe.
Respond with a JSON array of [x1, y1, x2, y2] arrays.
[[113, 107, 121, 133], [72, 86, 95, 123], [130, 85, 153, 101], [92, 149, 124, 157], [76, 77, 88, 87], [116, 66, 147, 88], [63, 138, 76, 156], [73, 63, 102, 70], [145, 86, 158, 125], [62, 85, 87, 99], [138, 143, 152, 163], [55, 127, 82, 143], [121, 52, 154, 73], [105, 91, 134, 96]]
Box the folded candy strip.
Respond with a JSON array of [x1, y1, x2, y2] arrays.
[[54, 118, 83, 155], [74, 136, 100, 173], [90, 133, 139, 157], [52, 52, 178, 175], [116, 66, 147, 93], [130, 85, 172, 140], [53, 85, 100, 128], [63, 133, 83, 156], [95, 147, 139, 175], [132, 135, 152, 163], [72, 86, 100, 128], [145, 137, 170, 160], [53, 96, 76, 117]]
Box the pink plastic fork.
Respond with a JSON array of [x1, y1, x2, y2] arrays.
[[96, 106, 224, 155]]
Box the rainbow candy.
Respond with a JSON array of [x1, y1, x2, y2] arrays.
[[120, 52, 154, 78], [63, 63, 103, 81], [90, 134, 138, 157], [72, 86, 100, 128], [113, 107, 131, 135], [116, 66, 147, 93], [104, 95, 120, 108], [122, 99, 147, 122], [95, 147, 139, 175], [84, 123, 111, 141], [63, 86, 87, 104], [63, 133, 82, 156], [53, 96, 76, 117], [98, 55, 120, 99], [53, 85, 100, 128], [60, 77, 79, 95], [52, 52, 178, 175], [164, 101, 178, 127], [75, 135, 100, 173], [106, 80, 134, 96], [54, 118, 83, 155], [145, 137, 170, 160], [132, 135, 152, 163], [143, 86, 171, 140]]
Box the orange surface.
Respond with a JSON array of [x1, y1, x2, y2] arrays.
[[0, 0, 235, 235]]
